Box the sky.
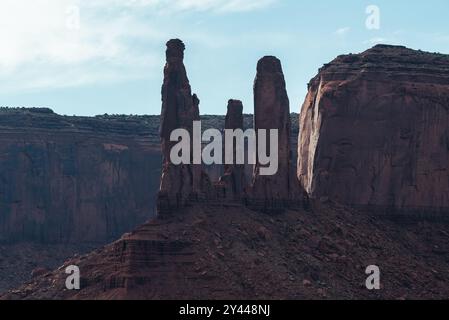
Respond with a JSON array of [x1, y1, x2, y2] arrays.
[[0, 0, 448, 116]]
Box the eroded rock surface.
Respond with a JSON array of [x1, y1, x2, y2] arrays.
[[6, 202, 449, 300], [252, 56, 306, 206], [0, 108, 159, 243], [298, 45, 449, 211], [158, 39, 210, 215], [219, 99, 247, 199]]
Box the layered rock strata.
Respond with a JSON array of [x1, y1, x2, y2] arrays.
[[298, 44, 449, 212], [0, 109, 158, 243]]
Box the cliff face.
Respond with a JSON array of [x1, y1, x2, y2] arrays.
[[0, 109, 161, 243], [0, 108, 299, 243], [298, 45, 449, 211]]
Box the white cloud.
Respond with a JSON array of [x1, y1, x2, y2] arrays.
[[334, 27, 350, 36], [176, 0, 277, 13], [88, 0, 276, 13], [363, 37, 391, 45], [0, 0, 276, 93]]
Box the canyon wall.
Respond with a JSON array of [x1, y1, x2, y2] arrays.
[[0, 108, 161, 243], [298, 45, 449, 211], [0, 108, 299, 242]]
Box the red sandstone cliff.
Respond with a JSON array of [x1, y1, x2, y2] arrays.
[[0, 108, 160, 243], [0, 108, 299, 244], [298, 45, 449, 211]]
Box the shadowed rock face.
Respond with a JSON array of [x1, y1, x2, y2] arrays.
[[158, 39, 209, 214], [8, 201, 449, 300], [219, 100, 246, 198], [252, 56, 305, 202], [0, 109, 159, 243], [0, 108, 299, 244], [225, 100, 244, 131], [299, 45, 449, 211]]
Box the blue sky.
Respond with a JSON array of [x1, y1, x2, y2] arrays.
[[0, 0, 448, 116]]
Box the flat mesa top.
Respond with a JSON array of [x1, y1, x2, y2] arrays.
[[314, 44, 449, 85]]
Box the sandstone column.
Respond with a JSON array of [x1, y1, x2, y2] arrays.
[[219, 99, 246, 198], [252, 56, 304, 207], [158, 39, 204, 214]]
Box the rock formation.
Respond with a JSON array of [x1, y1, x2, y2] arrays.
[[252, 56, 305, 207], [0, 108, 158, 243], [0, 106, 301, 243], [158, 39, 209, 215], [7, 201, 449, 300], [158, 48, 307, 212], [8, 41, 449, 301], [218, 99, 246, 198], [298, 44, 449, 212]]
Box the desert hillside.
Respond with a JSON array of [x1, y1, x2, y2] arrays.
[[3, 201, 449, 300]]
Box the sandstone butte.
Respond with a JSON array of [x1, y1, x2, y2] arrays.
[[4, 42, 449, 300], [299, 44, 449, 213]]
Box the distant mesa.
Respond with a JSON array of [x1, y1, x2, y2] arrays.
[[0, 107, 54, 114], [0, 107, 160, 244]]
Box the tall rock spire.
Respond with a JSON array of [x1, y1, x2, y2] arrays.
[[252, 56, 305, 206], [158, 39, 204, 215], [219, 99, 246, 198]]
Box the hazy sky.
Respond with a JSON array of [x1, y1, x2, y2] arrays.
[[0, 0, 448, 116]]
